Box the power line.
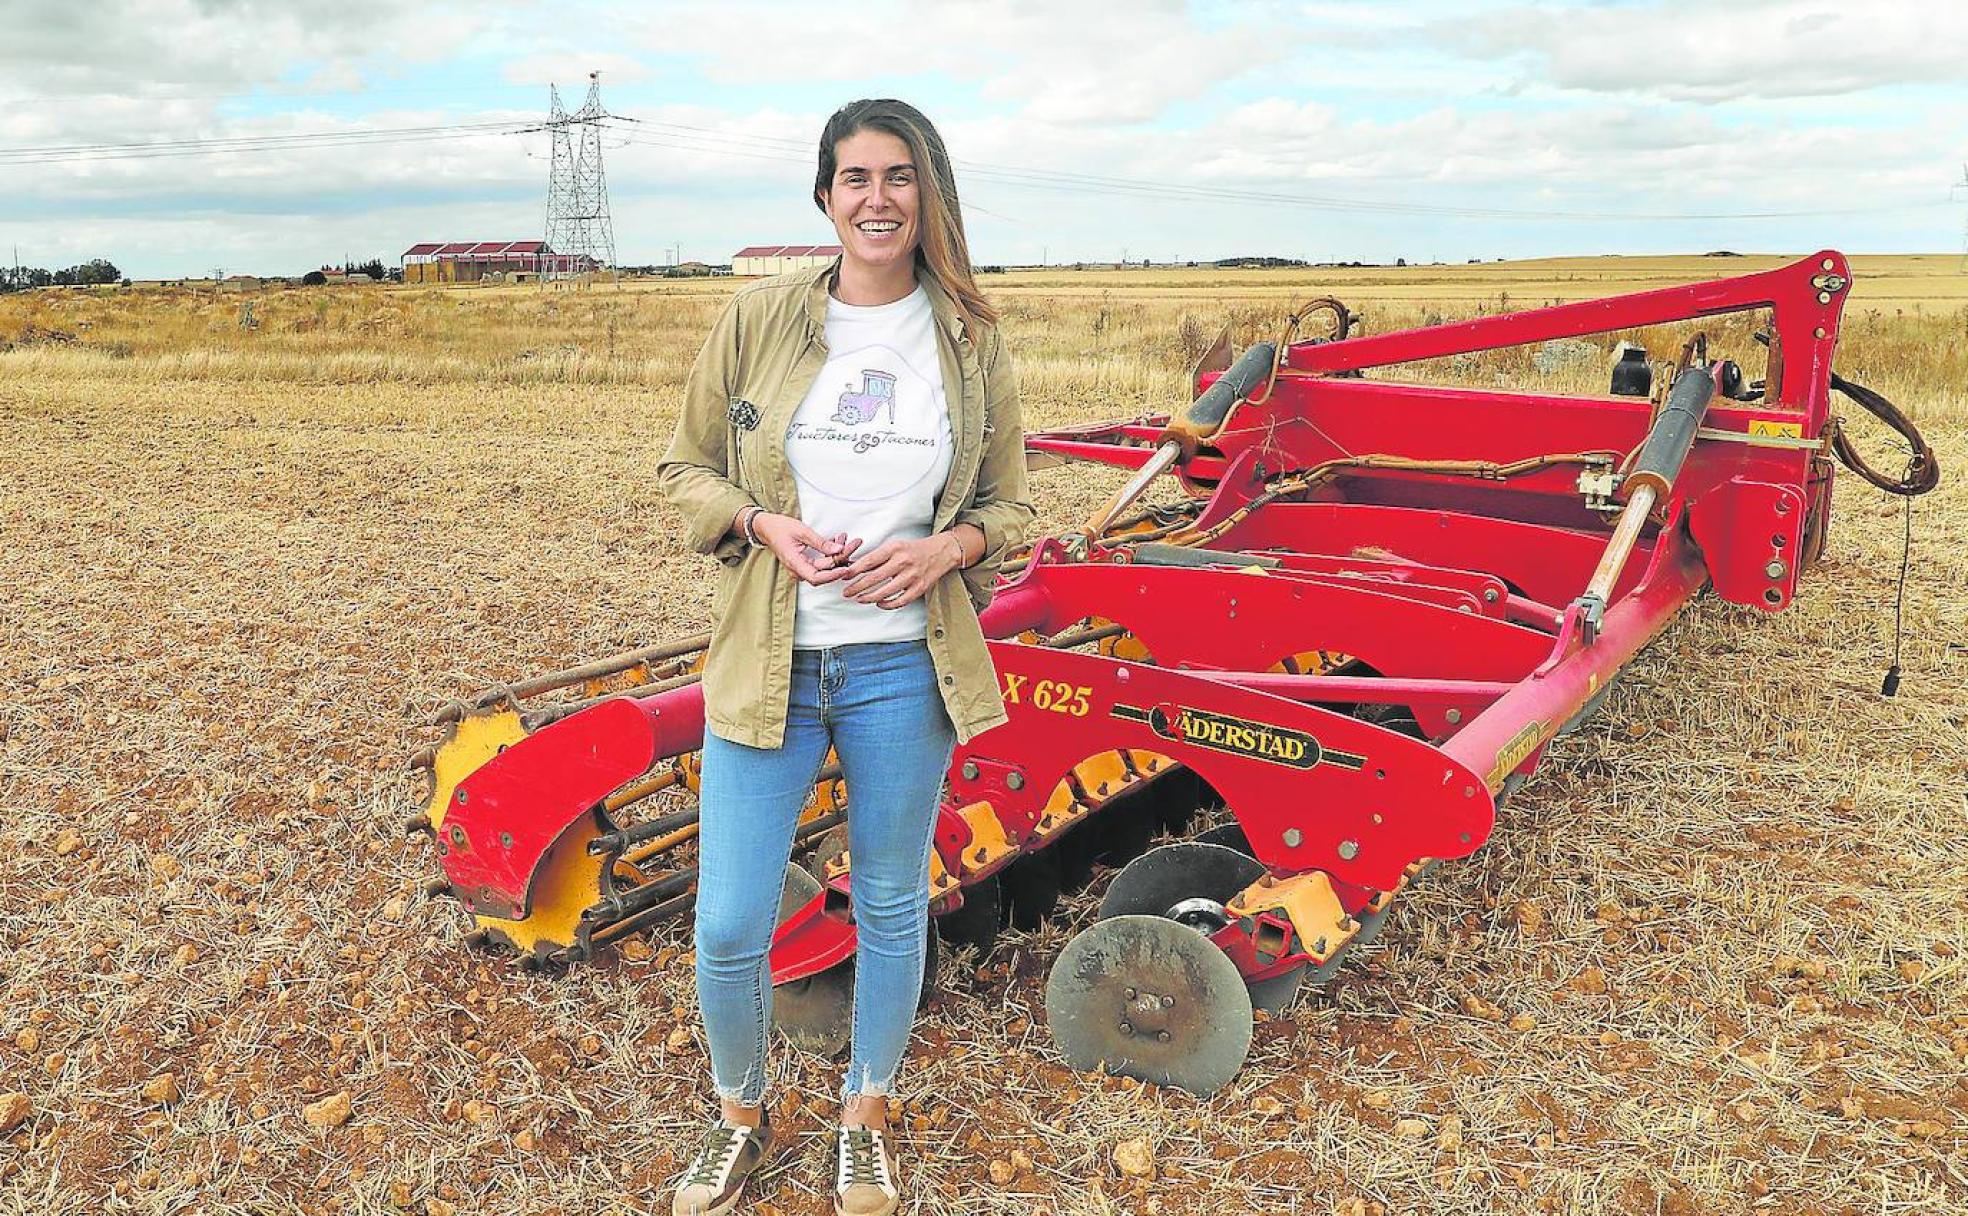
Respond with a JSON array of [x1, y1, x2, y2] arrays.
[[0, 119, 539, 166], [1, 110, 1946, 228], [605, 116, 1941, 225]]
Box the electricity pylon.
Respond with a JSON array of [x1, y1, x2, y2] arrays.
[[544, 72, 615, 274], [1956, 164, 1968, 273]]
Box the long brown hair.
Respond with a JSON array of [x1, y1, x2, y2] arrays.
[[814, 99, 998, 326]]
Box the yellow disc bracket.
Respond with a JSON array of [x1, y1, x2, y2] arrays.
[[426, 709, 528, 832], [1228, 870, 1353, 964], [473, 809, 632, 958]]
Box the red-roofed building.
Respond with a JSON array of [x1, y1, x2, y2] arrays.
[[400, 240, 600, 284], [731, 243, 843, 276]]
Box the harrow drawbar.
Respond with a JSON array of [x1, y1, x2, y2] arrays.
[[408, 251, 1934, 1092]]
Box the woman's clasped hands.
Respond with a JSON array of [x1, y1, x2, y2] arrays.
[[748, 510, 956, 610]]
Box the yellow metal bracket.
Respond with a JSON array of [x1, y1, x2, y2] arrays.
[[1228, 870, 1352, 964]]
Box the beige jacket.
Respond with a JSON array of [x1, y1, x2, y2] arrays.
[[656, 262, 1033, 749]]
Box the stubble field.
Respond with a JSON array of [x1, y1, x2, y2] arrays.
[[2, 254, 1965, 1216]]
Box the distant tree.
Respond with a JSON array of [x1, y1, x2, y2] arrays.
[[46, 258, 117, 286], [302, 270, 328, 286], [4, 265, 55, 291]]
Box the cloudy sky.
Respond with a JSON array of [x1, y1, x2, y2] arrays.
[[2, 0, 1964, 277]]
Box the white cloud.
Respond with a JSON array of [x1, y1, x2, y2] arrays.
[[615, 0, 1286, 125], [1437, 1, 1968, 101], [0, 0, 488, 98], [502, 51, 653, 88], [2, 0, 1961, 274]]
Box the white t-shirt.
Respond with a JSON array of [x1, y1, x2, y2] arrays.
[[786, 285, 954, 646]]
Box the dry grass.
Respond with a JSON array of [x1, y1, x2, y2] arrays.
[[2, 258, 1965, 1216]]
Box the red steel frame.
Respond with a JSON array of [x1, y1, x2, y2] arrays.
[[437, 252, 1851, 987]]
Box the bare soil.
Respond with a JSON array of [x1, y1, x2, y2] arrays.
[[2, 267, 1964, 1215]]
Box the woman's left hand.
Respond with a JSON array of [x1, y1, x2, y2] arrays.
[[839, 535, 960, 609]]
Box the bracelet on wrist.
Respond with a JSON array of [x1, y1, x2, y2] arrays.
[[739, 506, 765, 546], [945, 531, 968, 570]]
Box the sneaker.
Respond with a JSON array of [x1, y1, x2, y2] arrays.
[[671, 1118, 772, 1216], [833, 1125, 900, 1216]]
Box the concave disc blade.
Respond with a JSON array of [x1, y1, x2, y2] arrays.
[[1193, 822, 1253, 857], [1100, 842, 1309, 1012], [1350, 899, 1395, 951], [1000, 847, 1061, 930], [935, 874, 1001, 956], [776, 861, 820, 920], [772, 863, 853, 1056], [1052, 820, 1100, 893], [1153, 767, 1204, 834], [1092, 785, 1160, 866], [1045, 914, 1253, 1097], [774, 964, 855, 1057], [771, 864, 941, 1056], [1098, 842, 1263, 921], [1246, 964, 1306, 1014], [808, 824, 850, 882]]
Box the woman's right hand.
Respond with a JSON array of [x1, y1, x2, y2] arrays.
[[749, 512, 862, 586]]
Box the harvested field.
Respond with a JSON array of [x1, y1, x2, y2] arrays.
[[2, 257, 1965, 1215]]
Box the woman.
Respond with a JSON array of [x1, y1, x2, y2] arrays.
[[655, 98, 1032, 1216]]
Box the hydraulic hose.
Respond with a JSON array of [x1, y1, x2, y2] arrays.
[[1828, 372, 1939, 496]]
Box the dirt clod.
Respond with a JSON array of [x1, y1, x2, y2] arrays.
[[1112, 1136, 1155, 1178], [1510, 901, 1545, 934], [303, 1091, 353, 1129], [460, 1099, 498, 1128], [1773, 955, 1828, 979], [0, 1093, 31, 1134]]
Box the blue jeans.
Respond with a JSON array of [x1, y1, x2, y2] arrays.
[[694, 640, 955, 1104]]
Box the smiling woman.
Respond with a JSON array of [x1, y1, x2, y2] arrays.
[[812, 100, 998, 325], [654, 98, 1032, 1216]]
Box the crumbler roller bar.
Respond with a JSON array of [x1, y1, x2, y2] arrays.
[[406, 252, 1935, 1094]]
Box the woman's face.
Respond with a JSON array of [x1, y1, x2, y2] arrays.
[[821, 128, 921, 276]]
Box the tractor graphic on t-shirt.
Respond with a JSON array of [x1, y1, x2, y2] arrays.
[[833, 369, 898, 426]]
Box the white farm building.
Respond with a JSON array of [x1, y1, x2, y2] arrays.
[[731, 244, 843, 276]]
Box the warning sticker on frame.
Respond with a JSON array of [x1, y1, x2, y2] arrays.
[[1747, 419, 1803, 439], [1111, 702, 1366, 772]]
